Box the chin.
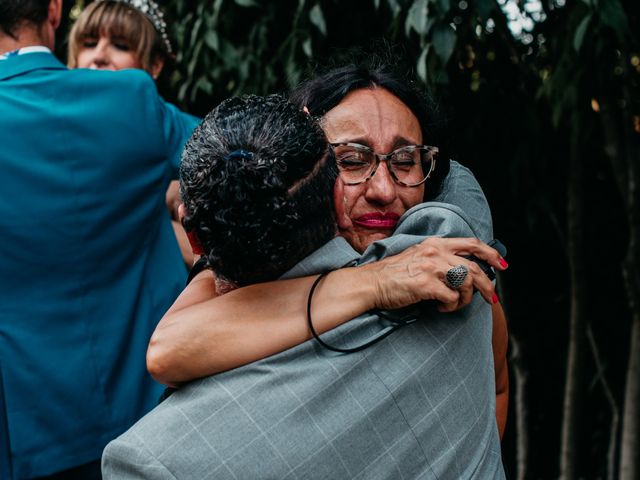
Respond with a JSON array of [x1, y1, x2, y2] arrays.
[[358, 232, 393, 252]]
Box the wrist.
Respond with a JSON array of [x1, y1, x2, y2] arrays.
[[336, 264, 380, 312]]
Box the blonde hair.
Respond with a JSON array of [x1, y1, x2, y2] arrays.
[[67, 1, 168, 73]]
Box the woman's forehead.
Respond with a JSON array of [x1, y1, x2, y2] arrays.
[[321, 87, 422, 145]]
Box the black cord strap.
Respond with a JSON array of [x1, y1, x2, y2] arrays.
[[306, 270, 416, 354], [186, 255, 211, 285]]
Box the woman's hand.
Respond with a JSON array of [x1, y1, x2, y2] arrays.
[[365, 237, 508, 312]]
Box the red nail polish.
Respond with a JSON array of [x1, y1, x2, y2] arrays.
[[492, 294, 499, 304], [499, 258, 508, 269]]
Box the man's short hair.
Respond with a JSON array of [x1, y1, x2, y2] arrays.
[[180, 94, 338, 287], [0, 0, 49, 38]]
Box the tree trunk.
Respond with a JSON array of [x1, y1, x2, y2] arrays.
[[620, 312, 640, 479], [509, 333, 529, 480], [586, 325, 620, 480], [559, 127, 587, 480], [618, 112, 640, 480], [600, 81, 640, 479]]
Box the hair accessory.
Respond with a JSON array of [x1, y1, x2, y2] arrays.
[[223, 150, 254, 162], [445, 264, 469, 290], [103, 0, 173, 54]]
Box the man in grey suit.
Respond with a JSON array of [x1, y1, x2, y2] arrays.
[[103, 95, 506, 478]]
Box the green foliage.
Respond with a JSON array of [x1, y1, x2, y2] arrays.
[[164, 0, 501, 108]]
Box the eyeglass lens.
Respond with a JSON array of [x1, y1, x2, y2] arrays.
[[333, 145, 434, 186]]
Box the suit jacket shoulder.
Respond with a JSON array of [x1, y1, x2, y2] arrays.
[[433, 160, 494, 242]]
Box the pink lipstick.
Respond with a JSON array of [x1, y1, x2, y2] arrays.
[[353, 212, 400, 229]]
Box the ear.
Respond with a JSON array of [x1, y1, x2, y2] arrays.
[[150, 55, 165, 80], [49, 0, 63, 30], [179, 204, 205, 256], [333, 178, 353, 232]]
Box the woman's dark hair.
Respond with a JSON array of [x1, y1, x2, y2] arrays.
[[289, 63, 450, 200], [180, 94, 338, 287], [0, 0, 49, 38]]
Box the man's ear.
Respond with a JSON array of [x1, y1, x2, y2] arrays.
[[150, 55, 165, 80], [49, 0, 63, 30], [333, 178, 352, 232], [179, 204, 205, 256]]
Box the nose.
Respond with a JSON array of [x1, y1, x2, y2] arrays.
[[363, 162, 397, 206], [89, 39, 110, 68]]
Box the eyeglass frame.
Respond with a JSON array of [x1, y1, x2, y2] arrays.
[[329, 142, 438, 187]]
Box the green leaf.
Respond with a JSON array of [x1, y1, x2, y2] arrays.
[[178, 79, 191, 103], [309, 4, 327, 36], [417, 45, 429, 82], [573, 14, 591, 52], [234, 0, 257, 7], [204, 30, 219, 52], [195, 75, 213, 96], [302, 38, 312, 58], [386, 0, 401, 18], [599, 0, 630, 41], [187, 39, 204, 76], [189, 17, 202, 49], [431, 23, 457, 65], [405, 0, 429, 36], [373, 0, 380, 9]]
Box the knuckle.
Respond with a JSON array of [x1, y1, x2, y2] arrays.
[[469, 238, 482, 248], [467, 262, 481, 274], [420, 245, 439, 257]]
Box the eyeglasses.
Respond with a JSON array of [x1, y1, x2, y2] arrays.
[[330, 143, 438, 187]]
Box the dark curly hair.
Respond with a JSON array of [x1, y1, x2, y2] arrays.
[[180, 94, 338, 287], [0, 0, 49, 38], [289, 62, 450, 200]]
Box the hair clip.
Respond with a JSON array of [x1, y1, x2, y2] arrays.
[[224, 150, 254, 162], [100, 0, 173, 54]]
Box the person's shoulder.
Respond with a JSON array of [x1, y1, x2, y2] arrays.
[[66, 69, 164, 121], [446, 160, 477, 182], [68, 68, 157, 95], [67, 68, 159, 101]]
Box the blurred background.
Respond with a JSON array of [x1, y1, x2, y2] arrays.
[[59, 1, 640, 478]]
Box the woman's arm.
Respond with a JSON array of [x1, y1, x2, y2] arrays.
[[492, 302, 509, 440], [147, 237, 506, 386]]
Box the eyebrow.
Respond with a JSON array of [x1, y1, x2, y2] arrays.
[[338, 136, 418, 152]]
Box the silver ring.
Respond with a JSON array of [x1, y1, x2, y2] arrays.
[[445, 264, 469, 290]]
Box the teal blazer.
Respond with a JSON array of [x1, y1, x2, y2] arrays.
[[0, 52, 199, 479]]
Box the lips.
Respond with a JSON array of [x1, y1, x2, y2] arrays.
[[353, 212, 400, 229]]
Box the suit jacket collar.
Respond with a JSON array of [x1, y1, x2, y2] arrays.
[[0, 51, 66, 81]]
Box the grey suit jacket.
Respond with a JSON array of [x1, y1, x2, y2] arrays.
[[102, 162, 505, 479]]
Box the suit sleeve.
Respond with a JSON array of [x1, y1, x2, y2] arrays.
[[159, 101, 200, 178], [432, 161, 494, 243], [102, 434, 176, 480]]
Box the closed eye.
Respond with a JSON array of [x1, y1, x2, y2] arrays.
[[338, 157, 369, 170], [82, 38, 98, 48], [111, 37, 131, 51], [391, 159, 417, 171]]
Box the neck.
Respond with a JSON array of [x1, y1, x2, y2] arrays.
[[0, 24, 50, 55]]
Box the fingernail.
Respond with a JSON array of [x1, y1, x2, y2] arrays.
[[492, 294, 499, 304], [499, 258, 508, 269]]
